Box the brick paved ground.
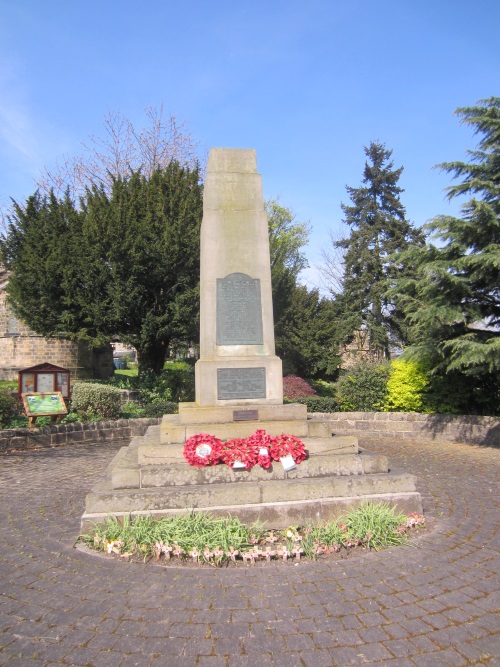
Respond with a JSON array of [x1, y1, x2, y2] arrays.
[[0, 437, 498, 666]]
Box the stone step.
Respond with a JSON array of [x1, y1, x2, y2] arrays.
[[137, 435, 358, 467], [160, 416, 310, 444], [301, 436, 358, 455], [87, 470, 418, 515], [82, 488, 423, 531], [139, 452, 388, 489], [178, 402, 307, 424]]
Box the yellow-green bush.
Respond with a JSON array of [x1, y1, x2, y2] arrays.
[[381, 359, 431, 413]]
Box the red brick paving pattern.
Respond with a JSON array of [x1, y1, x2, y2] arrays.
[[0, 437, 498, 666]]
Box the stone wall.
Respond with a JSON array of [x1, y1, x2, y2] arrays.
[[312, 412, 500, 447], [0, 418, 161, 453], [1, 412, 498, 454], [0, 268, 114, 380]]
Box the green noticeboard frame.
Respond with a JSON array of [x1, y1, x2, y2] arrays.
[[22, 392, 68, 428]]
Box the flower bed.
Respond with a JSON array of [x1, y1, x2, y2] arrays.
[[80, 504, 427, 567]]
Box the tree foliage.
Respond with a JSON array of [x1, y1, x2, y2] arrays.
[[333, 142, 424, 357], [266, 198, 311, 329], [1, 163, 203, 374], [275, 285, 340, 378], [394, 97, 500, 412]]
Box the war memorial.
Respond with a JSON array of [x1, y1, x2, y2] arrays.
[[82, 148, 422, 528]]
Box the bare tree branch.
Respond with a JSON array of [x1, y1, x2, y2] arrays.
[[36, 106, 205, 199], [317, 227, 346, 295]]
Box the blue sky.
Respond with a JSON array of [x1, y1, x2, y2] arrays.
[[1, 0, 498, 288]]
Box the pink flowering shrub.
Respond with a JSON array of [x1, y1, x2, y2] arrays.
[[282, 375, 317, 399]]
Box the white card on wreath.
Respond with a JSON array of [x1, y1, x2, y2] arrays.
[[280, 455, 296, 472]]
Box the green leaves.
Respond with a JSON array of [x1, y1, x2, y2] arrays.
[[335, 141, 424, 357], [1, 163, 203, 374], [393, 99, 500, 413]]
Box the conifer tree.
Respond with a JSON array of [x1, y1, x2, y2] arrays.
[[394, 97, 500, 408], [1, 163, 203, 374], [335, 142, 424, 357]]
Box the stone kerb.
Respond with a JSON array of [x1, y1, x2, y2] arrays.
[[0, 417, 161, 453], [314, 411, 500, 446]]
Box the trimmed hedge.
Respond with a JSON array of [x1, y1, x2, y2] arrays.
[[71, 382, 122, 421]]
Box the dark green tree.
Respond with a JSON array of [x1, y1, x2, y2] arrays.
[[276, 285, 340, 378], [334, 142, 424, 357], [394, 98, 500, 412], [1, 162, 203, 374]]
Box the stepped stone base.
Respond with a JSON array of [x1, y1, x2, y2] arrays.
[[81, 405, 423, 530]]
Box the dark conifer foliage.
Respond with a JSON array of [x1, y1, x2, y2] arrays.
[[1, 163, 203, 374], [394, 97, 500, 411], [336, 142, 424, 357]]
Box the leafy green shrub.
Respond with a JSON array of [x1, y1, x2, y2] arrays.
[[310, 379, 336, 397], [0, 390, 21, 429], [141, 401, 178, 417], [335, 361, 390, 411], [283, 375, 317, 399], [138, 363, 195, 405], [285, 396, 340, 413], [381, 359, 431, 412], [71, 382, 122, 421], [119, 401, 146, 418]]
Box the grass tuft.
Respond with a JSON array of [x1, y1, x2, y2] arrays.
[[79, 503, 425, 566]]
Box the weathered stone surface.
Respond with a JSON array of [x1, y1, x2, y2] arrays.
[[178, 401, 307, 424], [195, 148, 282, 406], [139, 453, 388, 488], [85, 471, 419, 516], [160, 416, 309, 444]]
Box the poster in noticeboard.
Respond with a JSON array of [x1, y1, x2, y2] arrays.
[[36, 373, 55, 393], [56, 372, 69, 398], [21, 372, 36, 393]]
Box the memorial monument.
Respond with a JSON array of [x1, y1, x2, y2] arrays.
[[82, 148, 422, 529]]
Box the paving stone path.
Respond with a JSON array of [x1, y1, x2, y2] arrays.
[[0, 436, 498, 666]]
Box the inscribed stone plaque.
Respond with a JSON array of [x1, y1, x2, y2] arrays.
[[233, 409, 259, 421], [216, 273, 263, 345], [217, 368, 266, 400]]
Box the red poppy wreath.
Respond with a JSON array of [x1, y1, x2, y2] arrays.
[[183, 433, 222, 467]]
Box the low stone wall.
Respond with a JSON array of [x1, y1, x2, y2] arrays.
[[1, 412, 498, 454], [0, 418, 161, 453], [313, 412, 500, 447]]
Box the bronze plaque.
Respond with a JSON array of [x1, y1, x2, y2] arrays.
[[216, 273, 263, 345], [217, 368, 266, 400], [233, 409, 259, 421]]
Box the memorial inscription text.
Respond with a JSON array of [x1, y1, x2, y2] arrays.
[[216, 273, 263, 345], [217, 368, 266, 400]]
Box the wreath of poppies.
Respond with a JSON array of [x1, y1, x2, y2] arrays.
[[220, 438, 259, 470], [270, 434, 307, 465], [183, 430, 307, 470], [183, 433, 223, 467], [247, 429, 273, 469]]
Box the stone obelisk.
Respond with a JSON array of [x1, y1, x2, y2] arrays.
[[195, 148, 283, 406]]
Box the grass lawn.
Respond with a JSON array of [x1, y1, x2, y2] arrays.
[[0, 380, 17, 390]]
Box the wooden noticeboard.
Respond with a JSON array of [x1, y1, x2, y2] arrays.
[[21, 392, 68, 428]]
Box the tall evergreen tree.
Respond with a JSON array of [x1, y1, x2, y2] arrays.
[[394, 98, 500, 410], [1, 162, 203, 374], [336, 142, 424, 357]]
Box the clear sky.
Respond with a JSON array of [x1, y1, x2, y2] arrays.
[[1, 0, 498, 288]]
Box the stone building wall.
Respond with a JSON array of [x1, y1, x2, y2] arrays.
[[0, 268, 113, 380]]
